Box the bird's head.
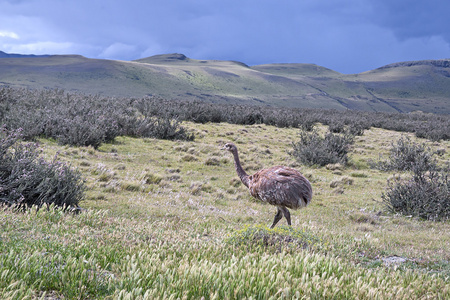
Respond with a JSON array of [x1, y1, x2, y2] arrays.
[[222, 142, 237, 153]]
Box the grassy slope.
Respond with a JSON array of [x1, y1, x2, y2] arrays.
[[1, 122, 449, 299], [1, 54, 450, 113]]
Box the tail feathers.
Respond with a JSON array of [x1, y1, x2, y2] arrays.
[[297, 196, 309, 208]]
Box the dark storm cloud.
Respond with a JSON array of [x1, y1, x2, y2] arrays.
[[0, 0, 449, 73], [369, 0, 450, 41]]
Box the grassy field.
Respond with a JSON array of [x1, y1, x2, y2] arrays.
[[1, 122, 449, 299]]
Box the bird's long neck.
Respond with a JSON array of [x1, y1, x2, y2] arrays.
[[231, 149, 250, 188]]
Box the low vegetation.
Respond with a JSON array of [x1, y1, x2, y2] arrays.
[[227, 224, 323, 251], [371, 135, 439, 172], [383, 169, 450, 221], [0, 88, 193, 148], [3, 207, 447, 299], [0, 128, 85, 209], [370, 135, 449, 220], [291, 129, 355, 166], [0, 88, 449, 299], [1, 87, 450, 148]]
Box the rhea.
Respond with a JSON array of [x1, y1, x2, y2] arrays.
[[223, 142, 312, 228]]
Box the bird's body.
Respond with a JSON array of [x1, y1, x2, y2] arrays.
[[248, 166, 311, 209], [223, 143, 312, 228]]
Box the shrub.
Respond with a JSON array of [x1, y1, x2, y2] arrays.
[[0, 128, 85, 209], [346, 121, 367, 136], [52, 114, 120, 149], [0, 88, 194, 148], [371, 136, 438, 173], [415, 119, 450, 141], [382, 170, 450, 221], [2, 87, 450, 144], [291, 129, 354, 166], [146, 117, 194, 141], [328, 120, 346, 133], [298, 118, 316, 131]]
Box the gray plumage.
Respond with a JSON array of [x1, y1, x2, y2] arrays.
[[223, 142, 312, 228]]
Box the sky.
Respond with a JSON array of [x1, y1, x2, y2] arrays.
[[1, 0, 450, 74]]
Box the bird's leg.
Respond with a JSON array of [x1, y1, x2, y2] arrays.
[[270, 207, 283, 229], [279, 207, 291, 226]]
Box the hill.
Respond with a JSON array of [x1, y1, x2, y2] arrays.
[[1, 52, 450, 113], [0, 50, 51, 58]]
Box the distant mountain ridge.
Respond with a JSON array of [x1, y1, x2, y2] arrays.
[[0, 51, 449, 113], [376, 59, 450, 70], [0, 50, 51, 58]]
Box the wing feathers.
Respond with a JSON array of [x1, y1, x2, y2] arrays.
[[248, 166, 312, 209]]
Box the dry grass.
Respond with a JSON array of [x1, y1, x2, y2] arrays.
[[1, 121, 449, 299]]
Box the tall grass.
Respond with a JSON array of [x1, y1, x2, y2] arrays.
[[115, 243, 447, 299], [1, 207, 448, 299]]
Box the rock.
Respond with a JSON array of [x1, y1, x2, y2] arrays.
[[382, 256, 407, 266]]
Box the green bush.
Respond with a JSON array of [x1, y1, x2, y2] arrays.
[[328, 120, 346, 133], [2, 87, 450, 144], [291, 129, 354, 166], [382, 170, 449, 221], [329, 120, 366, 136], [371, 136, 438, 173], [141, 117, 194, 141], [373, 136, 448, 220], [0, 128, 85, 209], [0, 88, 194, 148]]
